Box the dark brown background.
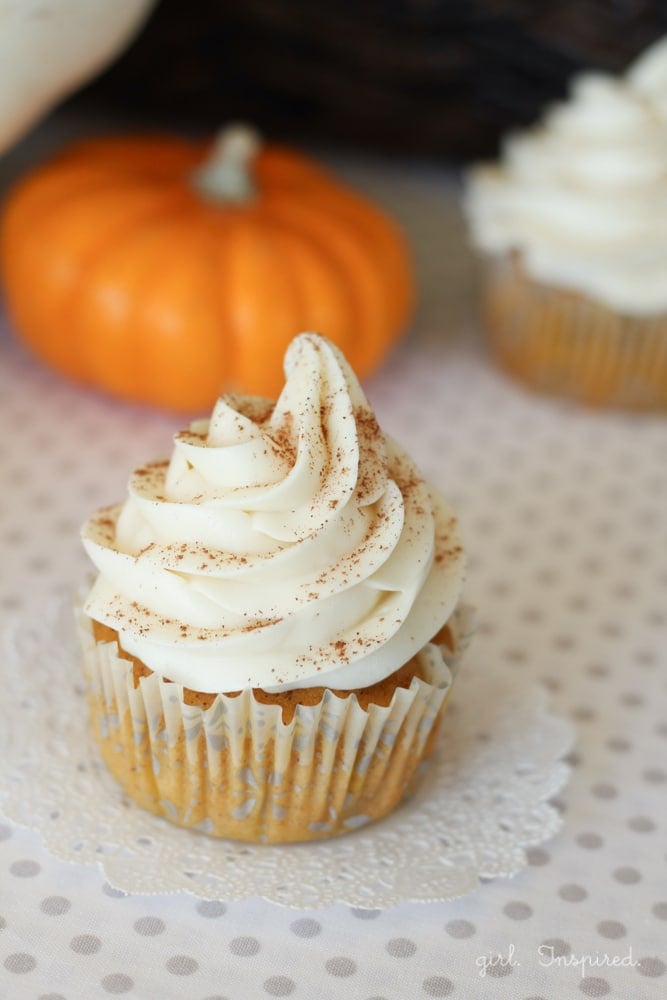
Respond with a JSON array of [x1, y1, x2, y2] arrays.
[[67, 0, 667, 161]]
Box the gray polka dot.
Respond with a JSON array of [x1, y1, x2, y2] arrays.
[[591, 783, 617, 800], [1, 595, 23, 611], [5, 529, 26, 547], [166, 955, 198, 976], [423, 977, 454, 997], [579, 978, 610, 996], [614, 866, 641, 884], [38, 994, 67, 1000], [386, 938, 417, 958], [559, 884, 588, 902], [4, 952, 36, 974], [607, 737, 631, 752], [503, 901, 532, 920], [28, 555, 51, 573], [526, 847, 550, 866], [203, 996, 229, 1000], [351, 908, 381, 919], [637, 957, 666, 977], [290, 918, 321, 938], [325, 957, 356, 977], [9, 859, 41, 877], [101, 974, 134, 994], [629, 816, 656, 833], [504, 647, 527, 664], [0, 824, 12, 841], [644, 767, 667, 784], [229, 937, 260, 957], [445, 919, 475, 938], [485, 957, 514, 977], [521, 606, 543, 623], [625, 544, 646, 564], [597, 920, 626, 939], [577, 832, 604, 849], [70, 934, 102, 955], [197, 900, 227, 918], [541, 938, 571, 958], [621, 691, 643, 707], [53, 517, 77, 534], [134, 916, 165, 936], [652, 901, 667, 920], [102, 882, 127, 898], [40, 895, 71, 916], [263, 976, 296, 996]]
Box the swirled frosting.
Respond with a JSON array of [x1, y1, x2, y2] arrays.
[[82, 333, 465, 693], [465, 36, 667, 314]]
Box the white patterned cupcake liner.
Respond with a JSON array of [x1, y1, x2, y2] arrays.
[[76, 601, 475, 844]]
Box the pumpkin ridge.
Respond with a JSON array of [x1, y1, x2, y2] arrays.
[[56, 194, 194, 384], [258, 207, 357, 353], [262, 198, 393, 377], [1, 180, 186, 382], [217, 214, 306, 398], [73, 204, 218, 405], [298, 184, 414, 334]]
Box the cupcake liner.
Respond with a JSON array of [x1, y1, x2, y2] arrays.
[[76, 603, 474, 844], [481, 254, 667, 410]]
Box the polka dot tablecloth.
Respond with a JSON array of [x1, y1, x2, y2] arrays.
[[1, 120, 666, 1000]]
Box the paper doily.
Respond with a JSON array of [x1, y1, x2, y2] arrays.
[[0, 602, 573, 909]]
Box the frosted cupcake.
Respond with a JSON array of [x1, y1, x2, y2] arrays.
[[465, 36, 667, 409], [78, 333, 468, 843]]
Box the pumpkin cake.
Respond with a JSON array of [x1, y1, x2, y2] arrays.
[[78, 333, 468, 843]]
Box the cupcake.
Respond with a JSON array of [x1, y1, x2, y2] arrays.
[[465, 36, 667, 409], [78, 333, 468, 843]]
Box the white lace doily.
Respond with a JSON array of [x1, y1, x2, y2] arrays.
[[0, 601, 573, 909]]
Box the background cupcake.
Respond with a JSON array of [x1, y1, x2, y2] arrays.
[[465, 35, 667, 410], [78, 333, 468, 844]]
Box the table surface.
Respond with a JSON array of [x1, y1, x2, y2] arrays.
[[0, 114, 666, 1000]]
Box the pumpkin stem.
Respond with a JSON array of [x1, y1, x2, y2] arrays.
[[192, 124, 261, 202]]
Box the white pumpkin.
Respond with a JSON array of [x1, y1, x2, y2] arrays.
[[0, 0, 158, 155]]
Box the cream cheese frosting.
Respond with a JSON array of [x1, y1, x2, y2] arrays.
[[82, 333, 465, 693], [465, 35, 667, 314]]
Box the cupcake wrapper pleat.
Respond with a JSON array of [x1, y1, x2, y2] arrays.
[[482, 254, 667, 410], [76, 603, 473, 843]]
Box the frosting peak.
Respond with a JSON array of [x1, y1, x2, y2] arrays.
[[465, 36, 667, 314], [82, 334, 465, 693]]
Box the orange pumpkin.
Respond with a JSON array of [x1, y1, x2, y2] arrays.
[[0, 126, 414, 411]]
